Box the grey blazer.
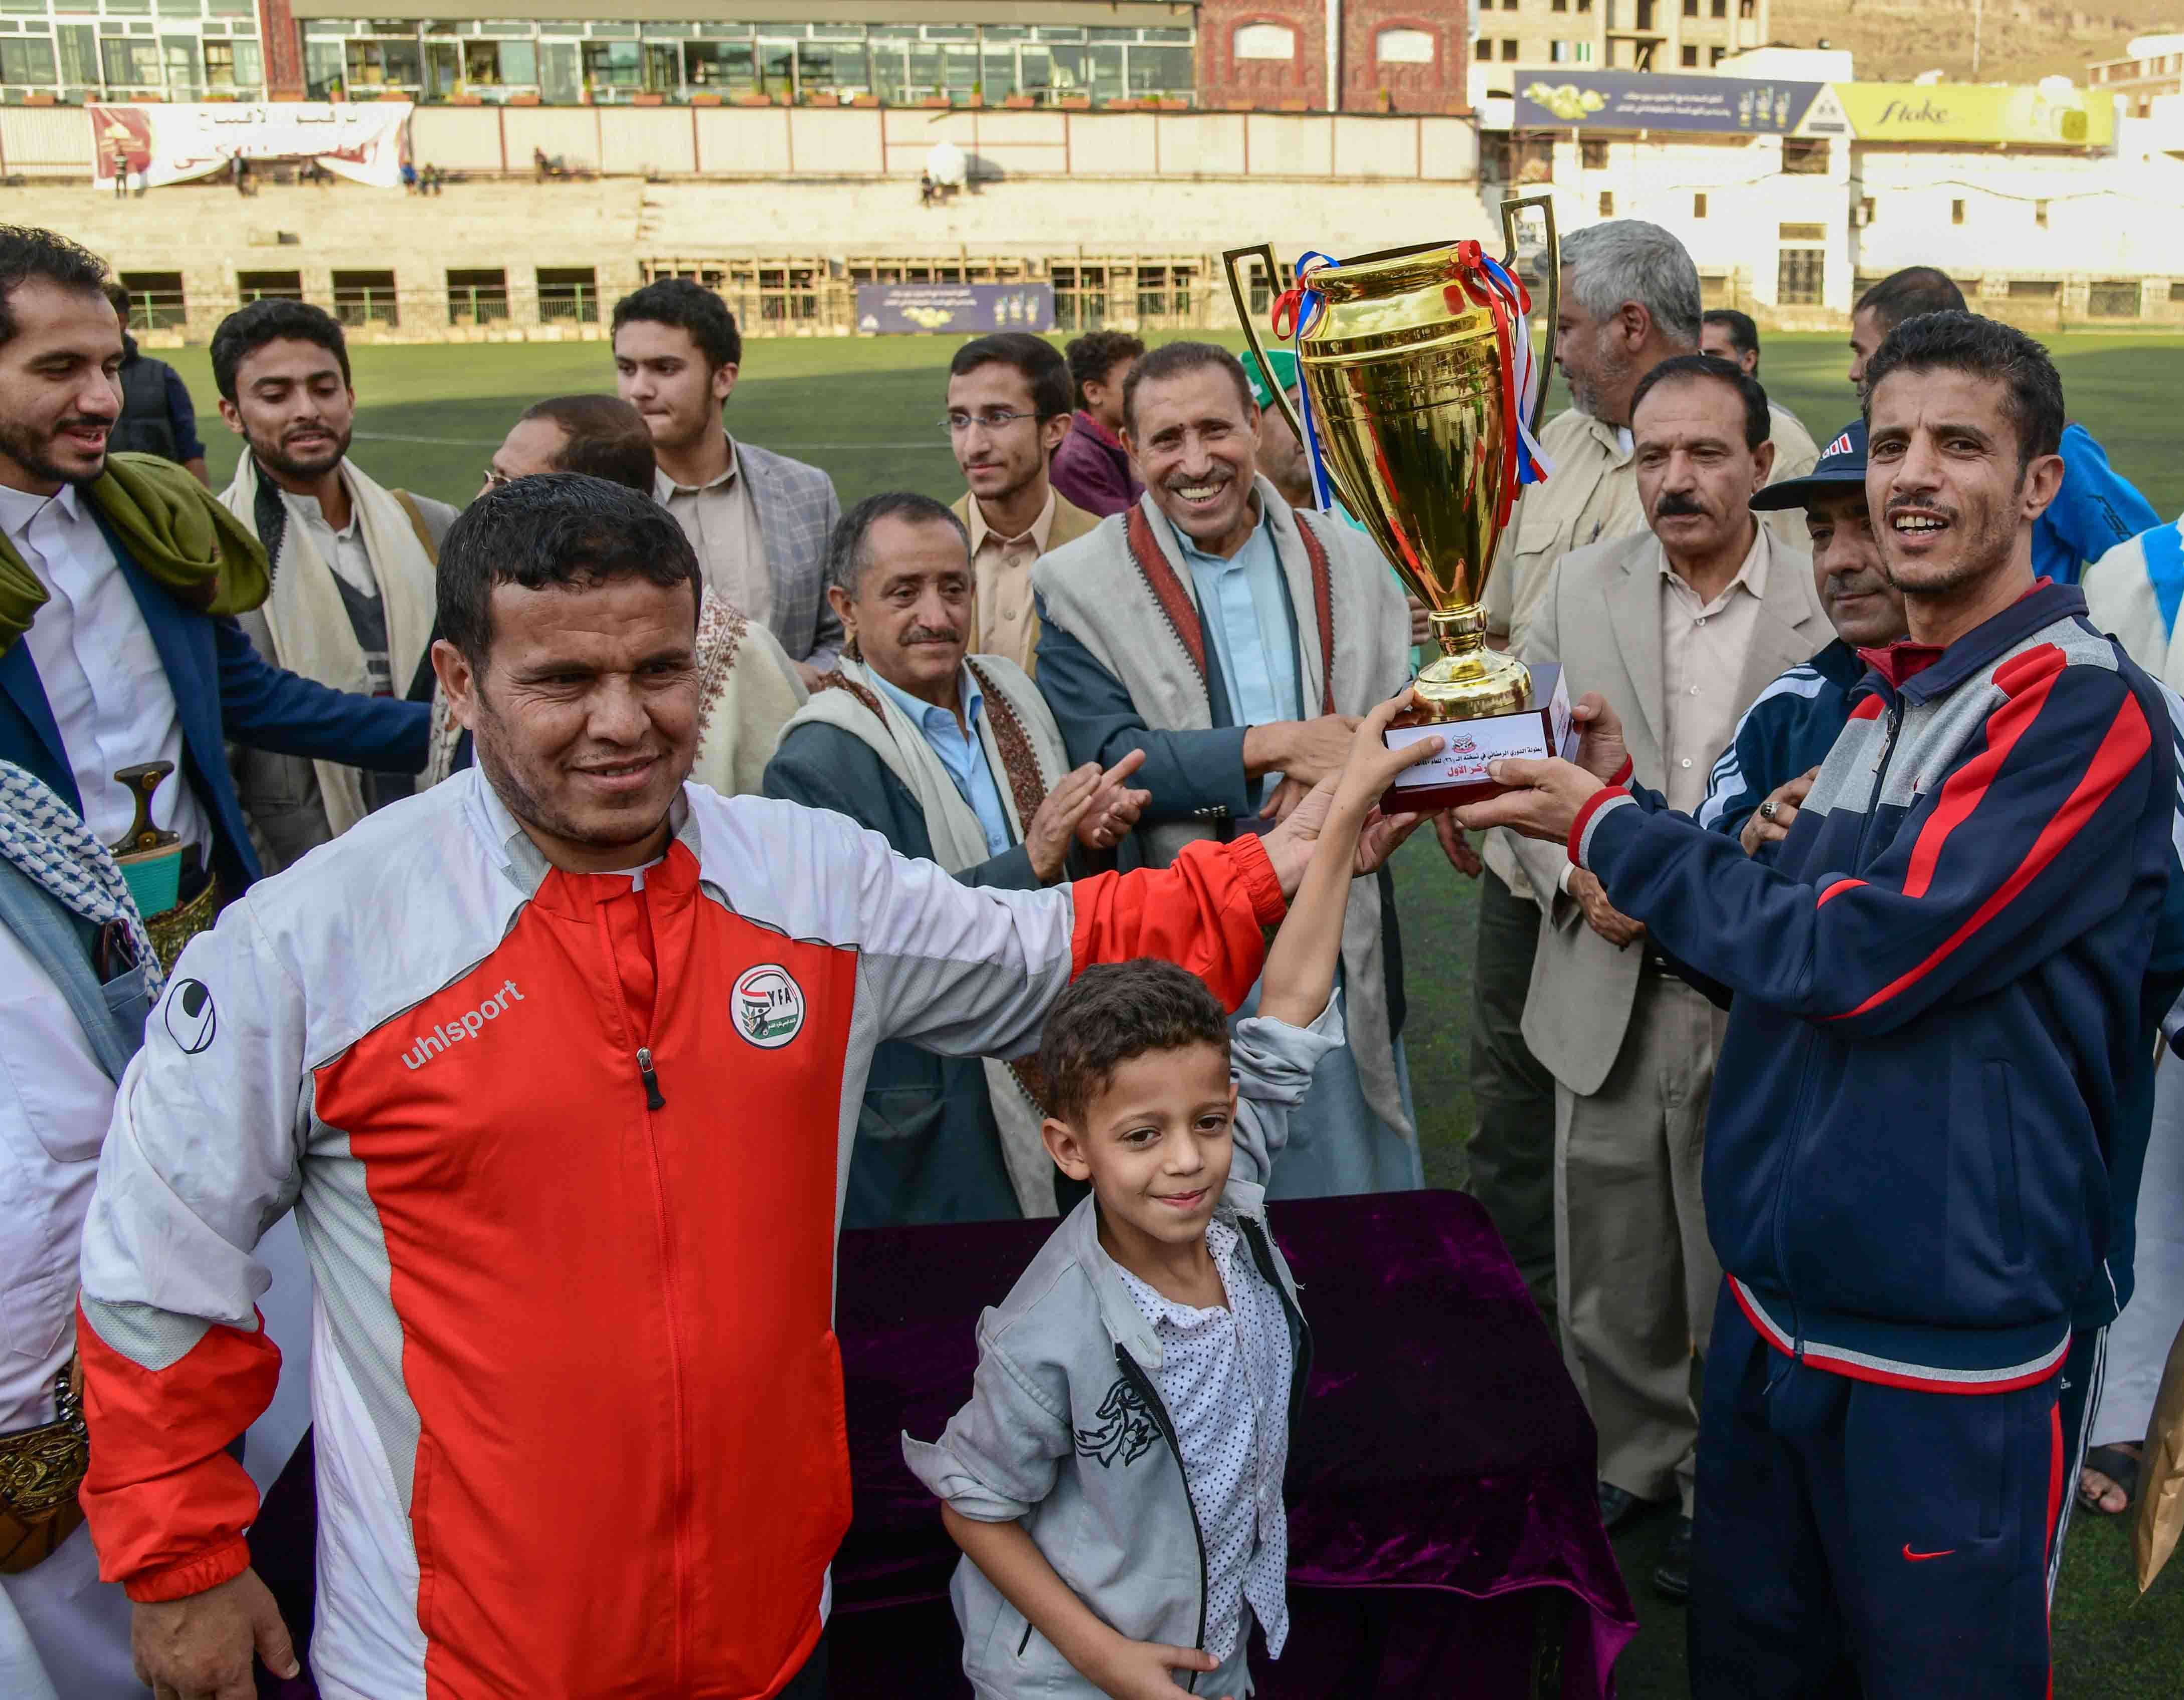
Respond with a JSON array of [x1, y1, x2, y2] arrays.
[[1513, 523, 1830, 1097], [738, 439, 844, 670]]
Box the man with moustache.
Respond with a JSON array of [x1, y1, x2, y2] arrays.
[[0, 227, 421, 1700], [765, 492, 1147, 1226], [944, 332, 1097, 676], [212, 300, 454, 870], [1460, 311, 2182, 1697], [1503, 355, 1829, 1596], [1032, 340, 1437, 1198], [612, 278, 840, 686], [1471, 223, 1822, 1325], [1699, 421, 1912, 853], [71, 471, 1376, 1700]]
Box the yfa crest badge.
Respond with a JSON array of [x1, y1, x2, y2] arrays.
[[732, 964, 806, 1049]]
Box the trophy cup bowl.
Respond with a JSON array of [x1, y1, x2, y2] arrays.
[[1224, 196, 1571, 811]]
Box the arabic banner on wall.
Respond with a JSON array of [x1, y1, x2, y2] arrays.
[[1515, 72, 1826, 135], [89, 101, 413, 191], [857, 283, 1055, 336], [1831, 83, 2115, 147]]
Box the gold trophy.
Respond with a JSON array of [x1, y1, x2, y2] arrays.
[[1224, 196, 1570, 809]]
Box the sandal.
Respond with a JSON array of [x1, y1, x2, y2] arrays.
[[2078, 1443, 2141, 1515]]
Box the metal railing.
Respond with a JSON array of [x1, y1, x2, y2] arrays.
[[127, 291, 188, 332], [333, 289, 400, 328], [447, 285, 510, 325], [538, 287, 599, 324]]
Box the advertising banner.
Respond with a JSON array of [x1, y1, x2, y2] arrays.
[[1830, 83, 2115, 147], [1514, 72, 1825, 134], [90, 101, 413, 191], [856, 282, 1055, 335]]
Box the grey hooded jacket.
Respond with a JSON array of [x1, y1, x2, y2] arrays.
[[902, 1004, 1341, 1697]]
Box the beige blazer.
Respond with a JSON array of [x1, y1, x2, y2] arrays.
[[1513, 522, 1830, 1097]]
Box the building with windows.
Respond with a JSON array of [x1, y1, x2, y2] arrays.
[[0, 0, 270, 103], [1465, 0, 1765, 79], [2089, 33, 2184, 119], [0, 1, 1489, 112], [295, 7, 1203, 106]]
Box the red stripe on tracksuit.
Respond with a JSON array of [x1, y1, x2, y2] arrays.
[[78, 1305, 281, 1602], [1830, 688, 2151, 1022], [1902, 647, 2064, 900]]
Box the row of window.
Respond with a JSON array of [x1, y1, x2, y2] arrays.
[[117, 257, 1216, 336], [1475, 0, 1754, 14], [1231, 23, 1437, 64], [301, 21, 1196, 104], [0, 15, 258, 97]]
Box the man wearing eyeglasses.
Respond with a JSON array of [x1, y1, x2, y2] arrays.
[[944, 332, 1098, 676]]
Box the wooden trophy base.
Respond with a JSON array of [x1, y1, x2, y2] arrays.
[[1378, 662, 1576, 814]]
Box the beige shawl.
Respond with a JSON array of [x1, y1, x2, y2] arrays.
[[781, 652, 1069, 1215]]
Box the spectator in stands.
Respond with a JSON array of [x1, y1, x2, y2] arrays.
[[1847, 266, 2158, 586], [612, 277, 842, 686], [764, 492, 1148, 1227], [945, 332, 1097, 676], [1699, 308, 1760, 376], [1034, 340, 1432, 1200], [98, 280, 207, 485], [1503, 355, 1830, 1601], [1052, 329, 1144, 517], [211, 299, 456, 871], [427, 393, 806, 799]]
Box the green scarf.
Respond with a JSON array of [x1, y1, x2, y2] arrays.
[[0, 451, 270, 654]]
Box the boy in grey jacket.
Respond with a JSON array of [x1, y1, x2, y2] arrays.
[[903, 695, 1444, 1698]]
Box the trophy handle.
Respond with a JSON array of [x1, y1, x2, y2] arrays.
[[1221, 243, 1311, 453], [1499, 194, 1559, 430]]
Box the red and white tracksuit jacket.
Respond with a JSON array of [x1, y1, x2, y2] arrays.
[[73, 770, 1283, 1700]]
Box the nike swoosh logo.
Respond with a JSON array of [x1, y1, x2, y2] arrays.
[[1902, 1545, 1956, 1562]]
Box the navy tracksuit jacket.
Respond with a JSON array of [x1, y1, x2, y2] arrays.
[[1566, 582, 2184, 1695]]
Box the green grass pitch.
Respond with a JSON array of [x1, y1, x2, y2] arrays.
[[163, 330, 2184, 1696]]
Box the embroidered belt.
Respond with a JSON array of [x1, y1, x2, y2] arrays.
[[145, 869, 222, 973], [0, 1359, 89, 1575]]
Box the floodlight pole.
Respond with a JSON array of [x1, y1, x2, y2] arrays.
[[1972, 0, 1983, 79]]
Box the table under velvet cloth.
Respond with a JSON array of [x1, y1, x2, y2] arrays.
[[250, 1190, 1633, 1698], [830, 1190, 1636, 1699]]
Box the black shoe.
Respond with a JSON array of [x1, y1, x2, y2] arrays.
[[1652, 1515, 1693, 1600], [1597, 1480, 1668, 1533]]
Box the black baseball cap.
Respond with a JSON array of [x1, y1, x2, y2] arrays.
[[1750, 419, 1867, 511]]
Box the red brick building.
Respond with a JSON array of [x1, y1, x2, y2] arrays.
[[1198, 0, 1471, 113]]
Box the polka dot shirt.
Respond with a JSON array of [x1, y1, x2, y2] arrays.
[[1113, 1217, 1294, 1664]]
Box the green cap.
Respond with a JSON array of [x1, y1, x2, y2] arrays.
[[1239, 347, 1300, 412]]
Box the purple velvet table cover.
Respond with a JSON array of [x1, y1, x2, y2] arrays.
[[832, 1190, 1636, 1698], [251, 1190, 1634, 1697]]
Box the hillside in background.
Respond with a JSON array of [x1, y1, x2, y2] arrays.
[[1770, 0, 2180, 85]]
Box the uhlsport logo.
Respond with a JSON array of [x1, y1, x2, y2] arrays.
[[402, 980, 525, 1071], [733, 964, 806, 1049]]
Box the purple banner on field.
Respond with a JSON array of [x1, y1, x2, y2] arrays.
[[857, 282, 1055, 335]]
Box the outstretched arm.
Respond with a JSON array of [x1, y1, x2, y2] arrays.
[[1259, 691, 1443, 1029], [1462, 653, 2160, 1035]]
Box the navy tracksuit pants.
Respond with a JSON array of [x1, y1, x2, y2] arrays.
[[1690, 1286, 2065, 1700]]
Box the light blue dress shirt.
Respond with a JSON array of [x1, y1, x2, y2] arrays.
[[868, 663, 1014, 857], [1170, 507, 1301, 737]]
